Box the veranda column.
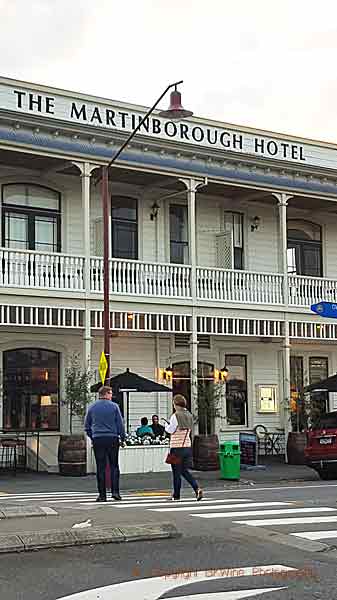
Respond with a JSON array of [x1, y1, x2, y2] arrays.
[[180, 178, 201, 432], [273, 192, 293, 463], [73, 161, 98, 369]]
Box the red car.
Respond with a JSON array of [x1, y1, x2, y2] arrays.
[[305, 411, 337, 479]]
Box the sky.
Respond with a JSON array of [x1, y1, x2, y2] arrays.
[[1, 0, 337, 143]]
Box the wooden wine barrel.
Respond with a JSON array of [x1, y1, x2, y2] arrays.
[[193, 434, 220, 471], [58, 435, 87, 476], [286, 432, 307, 465]]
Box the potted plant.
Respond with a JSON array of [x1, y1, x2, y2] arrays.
[[192, 377, 223, 471], [58, 353, 92, 476]]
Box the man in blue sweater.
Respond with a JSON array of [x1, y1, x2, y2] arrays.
[[85, 386, 126, 501]]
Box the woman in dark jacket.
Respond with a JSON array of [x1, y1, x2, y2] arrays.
[[164, 394, 203, 501]]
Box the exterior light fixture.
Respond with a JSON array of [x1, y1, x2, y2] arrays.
[[158, 86, 193, 120], [251, 216, 260, 232], [150, 201, 159, 220], [163, 365, 173, 382], [219, 366, 229, 381]]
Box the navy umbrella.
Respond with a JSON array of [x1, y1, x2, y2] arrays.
[[304, 373, 337, 394]]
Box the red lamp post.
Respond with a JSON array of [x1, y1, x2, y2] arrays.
[[95, 81, 193, 382]]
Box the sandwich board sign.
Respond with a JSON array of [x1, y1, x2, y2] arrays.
[[310, 302, 337, 318]]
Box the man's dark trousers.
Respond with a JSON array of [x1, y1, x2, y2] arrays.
[[92, 436, 120, 499]]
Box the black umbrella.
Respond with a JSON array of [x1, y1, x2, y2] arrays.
[[90, 368, 171, 393], [304, 373, 337, 393], [90, 368, 172, 432]]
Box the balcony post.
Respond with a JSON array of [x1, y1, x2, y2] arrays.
[[180, 178, 204, 430], [73, 161, 99, 294], [273, 192, 293, 463]]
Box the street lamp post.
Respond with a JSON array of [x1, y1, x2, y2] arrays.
[[94, 81, 193, 382]]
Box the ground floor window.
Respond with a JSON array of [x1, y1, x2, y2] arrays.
[[224, 355, 248, 426], [290, 355, 329, 431], [3, 348, 60, 430], [172, 361, 215, 434]]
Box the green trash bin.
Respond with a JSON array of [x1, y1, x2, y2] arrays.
[[218, 441, 240, 480]]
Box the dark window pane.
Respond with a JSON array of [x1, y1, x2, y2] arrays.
[[170, 241, 189, 264], [111, 197, 137, 221], [225, 355, 247, 426], [4, 213, 29, 249], [170, 205, 188, 243]]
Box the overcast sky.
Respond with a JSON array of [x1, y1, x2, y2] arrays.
[[1, 0, 337, 142]]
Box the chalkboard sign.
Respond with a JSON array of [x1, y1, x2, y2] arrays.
[[239, 432, 257, 466]]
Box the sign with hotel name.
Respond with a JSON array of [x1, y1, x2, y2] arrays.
[[1, 81, 337, 169]]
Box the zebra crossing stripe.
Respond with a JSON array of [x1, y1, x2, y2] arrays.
[[291, 530, 337, 540], [235, 515, 337, 526], [191, 507, 336, 519], [97, 498, 251, 509], [151, 502, 292, 513]]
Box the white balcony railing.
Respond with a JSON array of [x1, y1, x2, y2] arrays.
[[197, 267, 284, 304], [4, 248, 337, 310], [90, 257, 191, 298], [0, 249, 85, 291], [289, 275, 337, 307]]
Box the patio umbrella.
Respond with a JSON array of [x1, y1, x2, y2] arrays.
[[90, 368, 172, 432], [304, 373, 337, 394]]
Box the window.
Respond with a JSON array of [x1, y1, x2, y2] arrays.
[[172, 361, 215, 433], [111, 196, 138, 259], [3, 348, 60, 431], [309, 357, 329, 422], [2, 184, 61, 252], [287, 220, 322, 277], [290, 356, 305, 431], [224, 212, 244, 270], [170, 205, 189, 264], [225, 355, 247, 425]]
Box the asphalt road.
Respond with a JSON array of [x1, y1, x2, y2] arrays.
[[2, 482, 337, 599]]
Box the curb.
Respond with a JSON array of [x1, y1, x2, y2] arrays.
[[0, 506, 58, 519], [0, 522, 181, 554]]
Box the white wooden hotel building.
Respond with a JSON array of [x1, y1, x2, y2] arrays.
[[0, 76, 336, 472]]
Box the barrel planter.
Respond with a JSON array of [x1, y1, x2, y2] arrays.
[[286, 432, 307, 465], [193, 434, 220, 471], [58, 434, 87, 476]]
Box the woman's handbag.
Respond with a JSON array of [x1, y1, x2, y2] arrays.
[[165, 429, 189, 465]]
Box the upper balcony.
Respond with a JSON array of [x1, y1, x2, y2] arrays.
[[2, 248, 337, 309]]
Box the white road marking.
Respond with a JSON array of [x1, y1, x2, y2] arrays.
[[206, 484, 337, 493], [235, 515, 337, 526], [192, 507, 335, 519], [291, 529, 337, 540], [152, 502, 292, 513], [40, 506, 58, 515], [54, 565, 295, 599], [83, 498, 248, 508]]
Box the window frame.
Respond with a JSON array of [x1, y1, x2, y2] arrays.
[[169, 203, 189, 265], [224, 354, 248, 427], [1, 184, 61, 252], [287, 219, 322, 277], [111, 195, 138, 260]]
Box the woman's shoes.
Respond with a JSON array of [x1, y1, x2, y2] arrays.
[[196, 488, 203, 501]]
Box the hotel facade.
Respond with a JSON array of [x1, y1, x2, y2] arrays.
[[0, 76, 336, 472]]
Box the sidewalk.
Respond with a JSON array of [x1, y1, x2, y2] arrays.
[[0, 459, 319, 495]]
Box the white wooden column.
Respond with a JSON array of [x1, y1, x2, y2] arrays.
[[179, 178, 203, 432], [73, 161, 98, 370], [273, 192, 293, 462]]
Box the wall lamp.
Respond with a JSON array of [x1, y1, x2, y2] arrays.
[[150, 201, 160, 221], [251, 216, 261, 232]]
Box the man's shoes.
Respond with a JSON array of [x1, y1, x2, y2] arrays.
[[196, 488, 203, 501], [111, 494, 122, 501], [96, 496, 107, 502]]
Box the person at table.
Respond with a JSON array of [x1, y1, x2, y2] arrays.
[[136, 417, 154, 438], [151, 414, 165, 438]]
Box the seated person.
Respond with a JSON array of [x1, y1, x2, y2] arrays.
[[136, 417, 154, 438], [150, 414, 165, 438]]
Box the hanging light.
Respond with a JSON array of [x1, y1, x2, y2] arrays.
[[219, 366, 229, 382], [163, 365, 173, 382], [158, 86, 193, 120]]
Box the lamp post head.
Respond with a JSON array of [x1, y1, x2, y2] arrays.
[[158, 88, 193, 120]]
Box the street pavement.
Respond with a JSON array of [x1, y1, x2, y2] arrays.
[[2, 481, 337, 598]]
